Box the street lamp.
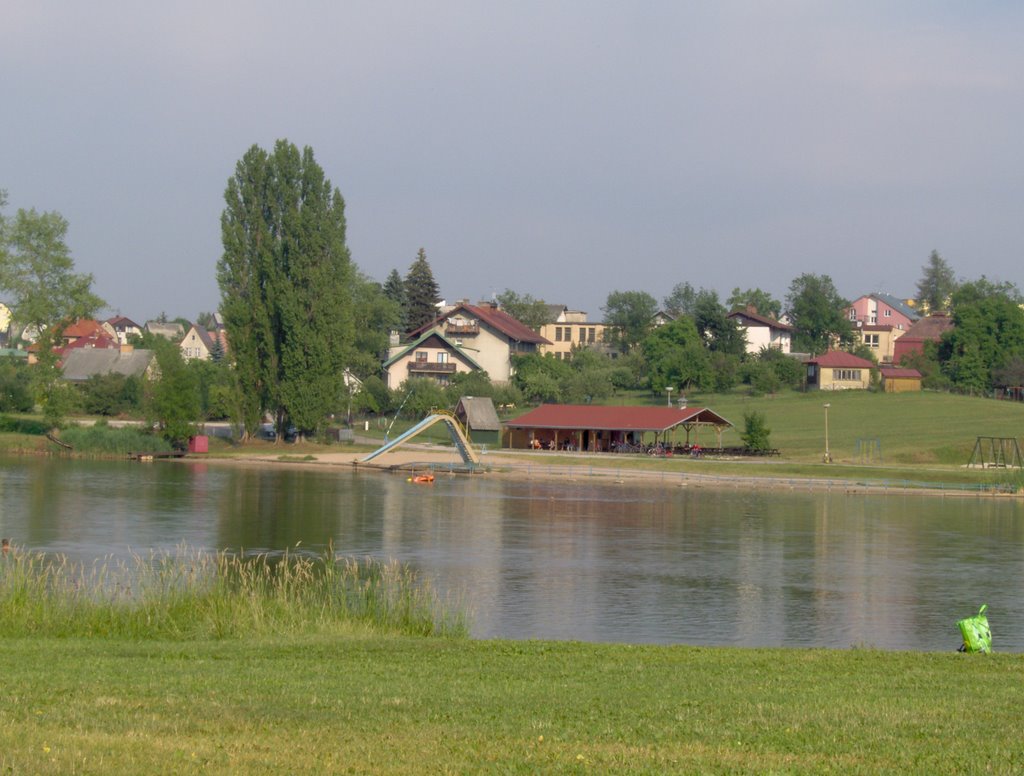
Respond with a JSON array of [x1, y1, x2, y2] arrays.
[[823, 403, 832, 463], [666, 387, 673, 407]]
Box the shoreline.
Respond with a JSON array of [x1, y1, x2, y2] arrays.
[[180, 444, 1021, 499]]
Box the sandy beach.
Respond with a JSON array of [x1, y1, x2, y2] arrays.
[[189, 441, 1016, 498]]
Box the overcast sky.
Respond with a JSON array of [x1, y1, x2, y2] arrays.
[[3, 2, 1022, 323]]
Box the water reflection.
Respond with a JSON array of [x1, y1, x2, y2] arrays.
[[1, 456, 1022, 650]]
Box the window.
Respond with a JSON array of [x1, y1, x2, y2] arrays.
[[415, 351, 427, 363], [565, 327, 573, 342], [588, 327, 596, 342], [848, 309, 857, 321], [864, 334, 879, 348], [884, 309, 892, 317], [555, 327, 563, 342], [437, 352, 448, 363], [836, 369, 861, 381]]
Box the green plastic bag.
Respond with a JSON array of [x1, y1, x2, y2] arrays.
[[957, 605, 991, 653]]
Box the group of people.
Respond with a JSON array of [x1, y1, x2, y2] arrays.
[[529, 438, 578, 451]]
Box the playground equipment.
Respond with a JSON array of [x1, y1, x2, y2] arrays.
[[967, 437, 1023, 469], [856, 438, 882, 464], [357, 411, 480, 466]]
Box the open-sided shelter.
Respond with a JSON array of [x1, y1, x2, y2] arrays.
[[502, 404, 733, 451]]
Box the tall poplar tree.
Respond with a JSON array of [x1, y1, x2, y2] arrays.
[[218, 141, 354, 439], [403, 248, 441, 332]]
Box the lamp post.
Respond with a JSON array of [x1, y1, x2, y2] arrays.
[[823, 403, 832, 463], [666, 386, 673, 407]]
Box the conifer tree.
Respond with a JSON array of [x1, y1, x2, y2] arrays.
[[383, 268, 408, 330], [403, 248, 441, 332]]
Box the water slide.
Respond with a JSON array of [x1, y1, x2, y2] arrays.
[[357, 411, 480, 465]]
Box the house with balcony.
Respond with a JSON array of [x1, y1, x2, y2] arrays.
[[401, 302, 550, 384], [857, 323, 905, 364], [383, 331, 483, 389], [846, 293, 919, 331], [539, 306, 607, 360]]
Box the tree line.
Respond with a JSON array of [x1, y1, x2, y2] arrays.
[[2, 142, 1023, 446]]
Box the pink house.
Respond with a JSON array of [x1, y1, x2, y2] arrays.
[[846, 293, 919, 332]]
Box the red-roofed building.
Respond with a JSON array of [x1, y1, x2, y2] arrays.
[[502, 404, 733, 451], [805, 351, 875, 391], [403, 302, 550, 383], [893, 313, 955, 365], [60, 319, 107, 346]]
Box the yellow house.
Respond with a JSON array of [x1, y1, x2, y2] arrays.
[[805, 351, 875, 391], [538, 307, 606, 360], [858, 324, 905, 365]]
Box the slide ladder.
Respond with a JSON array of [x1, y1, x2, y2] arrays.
[[358, 411, 480, 465]]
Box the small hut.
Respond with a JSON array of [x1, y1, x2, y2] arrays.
[[453, 396, 501, 446]]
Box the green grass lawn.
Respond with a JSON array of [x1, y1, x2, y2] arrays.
[[368, 389, 1024, 468], [2, 635, 1022, 774]]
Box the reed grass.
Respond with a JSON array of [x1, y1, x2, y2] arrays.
[[0, 546, 468, 640], [57, 423, 173, 455]]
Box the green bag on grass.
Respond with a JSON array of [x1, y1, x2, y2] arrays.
[[957, 605, 991, 653]]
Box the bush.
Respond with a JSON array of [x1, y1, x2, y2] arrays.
[[740, 410, 772, 451], [0, 415, 49, 435]]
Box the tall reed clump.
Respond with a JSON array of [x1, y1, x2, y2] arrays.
[[0, 546, 469, 640], [58, 423, 173, 455]]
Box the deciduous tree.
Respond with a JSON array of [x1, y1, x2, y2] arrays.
[[602, 290, 658, 353], [495, 289, 552, 331], [726, 287, 782, 319], [218, 140, 355, 439], [785, 274, 853, 355], [0, 191, 105, 426]]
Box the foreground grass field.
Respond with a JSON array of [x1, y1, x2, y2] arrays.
[[2, 635, 1022, 774]]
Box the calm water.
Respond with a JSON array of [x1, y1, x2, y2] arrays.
[[1, 456, 1022, 651]]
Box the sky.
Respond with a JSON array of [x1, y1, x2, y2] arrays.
[[3, 1, 1023, 324]]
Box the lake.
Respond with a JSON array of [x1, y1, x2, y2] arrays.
[[1, 456, 1021, 651]]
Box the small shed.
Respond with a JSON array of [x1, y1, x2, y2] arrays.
[[453, 396, 501, 446], [880, 366, 922, 393]]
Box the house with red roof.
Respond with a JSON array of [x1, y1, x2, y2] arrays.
[[893, 312, 954, 365], [382, 331, 484, 389], [804, 351, 876, 391], [403, 301, 550, 384], [502, 404, 733, 451]]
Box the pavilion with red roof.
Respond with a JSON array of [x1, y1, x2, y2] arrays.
[[502, 404, 733, 452]]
